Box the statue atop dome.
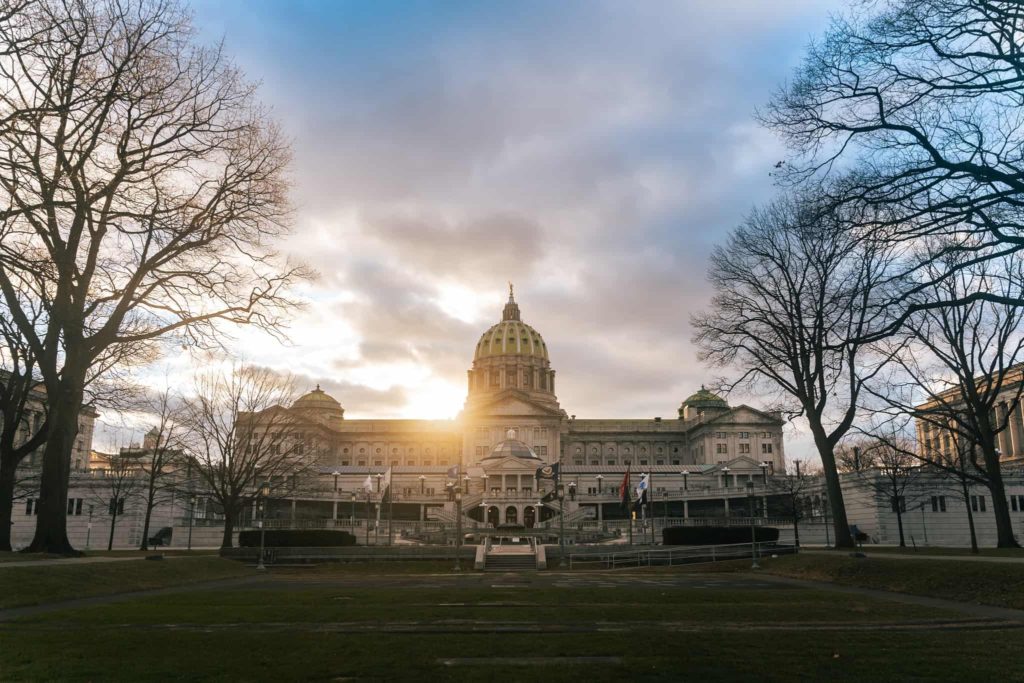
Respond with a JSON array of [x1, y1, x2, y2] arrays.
[[502, 282, 521, 321]]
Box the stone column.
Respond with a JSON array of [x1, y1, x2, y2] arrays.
[[723, 498, 730, 517], [1011, 402, 1024, 457], [332, 501, 337, 521], [683, 500, 689, 519], [290, 499, 297, 525], [998, 403, 1013, 456]]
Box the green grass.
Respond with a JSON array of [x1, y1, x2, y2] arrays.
[[1, 576, 1018, 681], [752, 553, 1024, 609], [0, 556, 250, 608]]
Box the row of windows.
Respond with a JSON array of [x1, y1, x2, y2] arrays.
[[573, 458, 682, 467], [26, 497, 113, 516], [575, 445, 679, 455], [339, 458, 451, 467], [716, 443, 773, 455], [713, 431, 774, 439]]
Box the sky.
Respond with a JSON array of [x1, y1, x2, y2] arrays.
[[104, 0, 846, 461]]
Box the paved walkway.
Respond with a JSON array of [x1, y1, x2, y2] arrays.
[[802, 549, 1024, 564], [0, 552, 217, 568]]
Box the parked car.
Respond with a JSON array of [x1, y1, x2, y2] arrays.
[[148, 527, 173, 547]]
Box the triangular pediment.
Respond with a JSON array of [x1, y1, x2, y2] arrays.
[[705, 405, 784, 426], [481, 455, 543, 472], [464, 389, 564, 418]]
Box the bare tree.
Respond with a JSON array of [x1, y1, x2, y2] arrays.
[[90, 447, 143, 551], [763, 0, 1024, 308], [0, 297, 46, 550], [132, 386, 185, 551], [768, 459, 820, 548], [181, 366, 309, 549], [865, 251, 1024, 547], [838, 436, 920, 547], [0, 0, 307, 553], [693, 195, 899, 548]]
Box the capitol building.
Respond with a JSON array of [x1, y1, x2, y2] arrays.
[[268, 287, 787, 531]]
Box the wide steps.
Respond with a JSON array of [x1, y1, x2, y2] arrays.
[[484, 554, 537, 571]]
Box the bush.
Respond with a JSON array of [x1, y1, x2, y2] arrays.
[[662, 525, 779, 546], [237, 529, 357, 548]]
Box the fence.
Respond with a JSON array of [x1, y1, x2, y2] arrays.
[[565, 541, 798, 570]]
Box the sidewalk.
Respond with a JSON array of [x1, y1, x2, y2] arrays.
[[801, 549, 1024, 564], [0, 553, 211, 569]]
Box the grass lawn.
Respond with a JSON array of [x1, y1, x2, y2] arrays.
[[0, 556, 250, 608], [1, 570, 1020, 681], [749, 552, 1024, 609]]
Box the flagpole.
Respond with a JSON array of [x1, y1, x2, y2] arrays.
[[388, 474, 394, 546]]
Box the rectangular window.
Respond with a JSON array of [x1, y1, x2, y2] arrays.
[[75, 498, 83, 515], [761, 431, 772, 438], [67, 498, 76, 515], [738, 432, 750, 439], [739, 444, 750, 454], [716, 444, 727, 454], [971, 495, 987, 512], [1012, 496, 1018, 512], [714, 432, 726, 439], [931, 496, 947, 513], [762, 443, 773, 454], [26, 499, 34, 515], [890, 496, 906, 513]]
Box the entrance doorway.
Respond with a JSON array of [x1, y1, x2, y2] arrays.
[[505, 506, 518, 525], [487, 506, 500, 527], [523, 506, 536, 528]]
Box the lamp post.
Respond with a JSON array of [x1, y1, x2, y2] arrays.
[[568, 481, 576, 501], [454, 489, 463, 571], [187, 495, 197, 551], [419, 474, 426, 494], [462, 474, 470, 494], [257, 481, 270, 571], [823, 492, 831, 548], [760, 461, 769, 486], [350, 492, 356, 525], [721, 466, 730, 489], [681, 470, 689, 492], [595, 474, 603, 493], [557, 482, 566, 567], [86, 505, 94, 550], [332, 470, 341, 524], [482, 474, 489, 494], [746, 480, 759, 569]]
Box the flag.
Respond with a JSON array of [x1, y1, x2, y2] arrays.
[[381, 467, 393, 502], [362, 475, 373, 493], [619, 466, 631, 512], [634, 473, 649, 512], [446, 464, 459, 480], [535, 463, 559, 482]]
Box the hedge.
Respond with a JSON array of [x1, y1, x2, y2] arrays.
[[662, 526, 779, 546], [237, 529, 357, 548]]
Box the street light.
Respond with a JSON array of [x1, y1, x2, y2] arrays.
[[681, 470, 689, 491], [746, 480, 759, 569], [595, 474, 603, 493], [332, 469, 341, 493], [721, 466, 731, 489], [419, 474, 426, 494], [760, 461, 769, 486], [568, 481, 577, 501], [482, 474, 489, 493], [462, 474, 470, 494], [350, 491, 356, 524], [187, 495, 197, 551], [86, 505, 94, 550], [257, 481, 270, 571], [454, 489, 463, 571], [557, 482, 566, 567]]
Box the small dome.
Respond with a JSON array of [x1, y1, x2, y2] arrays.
[[483, 430, 541, 461], [682, 386, 728, 409], [293, 385, 343, 414]]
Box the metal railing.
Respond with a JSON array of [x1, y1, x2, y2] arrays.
[[566, 541, 797, 570]]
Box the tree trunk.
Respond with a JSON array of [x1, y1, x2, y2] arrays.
[[981, 446, 1020, 548], [811, 431, 854, 548], [221, 511, 235, 549], [107, 508, 118, 551], [894, 506, 906, 547], [24, 376, 84, 555], [0, 459, 17, 552], [139, 484, 156, 551], [961, 477, 979, 554]]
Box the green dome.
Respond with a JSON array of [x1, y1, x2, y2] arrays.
[[682, 386, 728, 408], [293, 385, 344, 414], [473, 285, 549, 361]]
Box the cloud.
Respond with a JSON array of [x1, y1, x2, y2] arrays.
[[165, 0, 850, 464]]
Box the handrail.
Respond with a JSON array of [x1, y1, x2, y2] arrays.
[[566, 541, 797, 570]]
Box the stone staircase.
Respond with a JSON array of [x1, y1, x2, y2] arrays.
[[484, 553, 537, 571]]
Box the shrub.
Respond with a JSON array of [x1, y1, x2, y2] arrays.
[[237, 529, 357, 547], [662, 526, 779, 546]]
